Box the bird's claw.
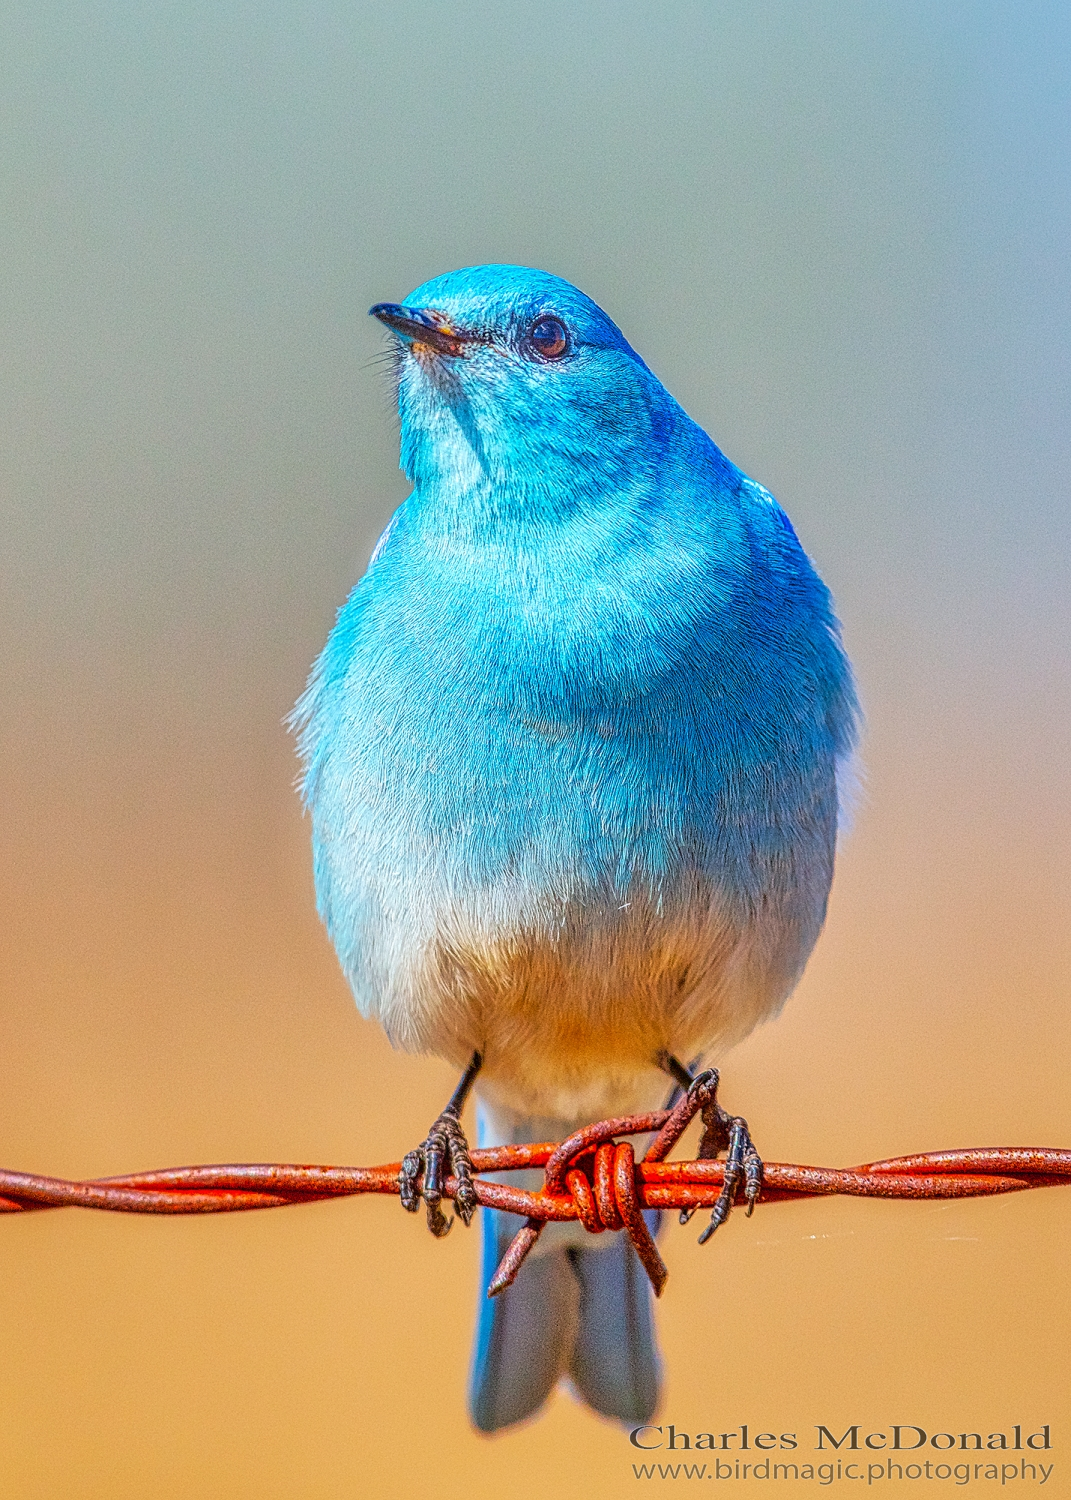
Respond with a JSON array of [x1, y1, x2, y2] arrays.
[[398, 1106, 478, 1237], [675, 1068, 763, 1241]]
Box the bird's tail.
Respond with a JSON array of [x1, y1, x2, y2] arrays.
[[468, 1106, 661, 1433]]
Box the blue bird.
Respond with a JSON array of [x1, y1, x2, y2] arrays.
[[293, 265, 858, 1432]]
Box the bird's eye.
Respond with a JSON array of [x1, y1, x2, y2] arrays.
[[525, 315, 569, 361]]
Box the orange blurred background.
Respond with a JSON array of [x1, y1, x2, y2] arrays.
[[2, 5, 1068, 1496]]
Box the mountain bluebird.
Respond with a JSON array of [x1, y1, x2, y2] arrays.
[[293, 264, 858, 1431]]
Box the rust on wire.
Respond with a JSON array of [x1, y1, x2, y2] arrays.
[[4, 1085, 1069, 1302]]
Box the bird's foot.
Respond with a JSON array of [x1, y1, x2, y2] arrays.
[[680, 1068, 763, 1243], [399, 1105, 478, 1238]]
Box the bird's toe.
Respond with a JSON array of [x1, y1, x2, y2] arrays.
[[398, 1107, 477, 1236]]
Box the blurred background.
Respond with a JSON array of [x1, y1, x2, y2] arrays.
[[1, 3, 1069, 1495]]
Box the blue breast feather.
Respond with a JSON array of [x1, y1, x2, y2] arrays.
[[294, 415, 858, 1025]]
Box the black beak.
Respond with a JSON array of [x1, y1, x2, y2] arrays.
[[369, 303, 467, 357]]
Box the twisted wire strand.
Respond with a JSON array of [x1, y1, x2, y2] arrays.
[[4, 1108, 1068, 1299]]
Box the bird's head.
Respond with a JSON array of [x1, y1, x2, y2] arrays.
[[371, 265, 674, 508]]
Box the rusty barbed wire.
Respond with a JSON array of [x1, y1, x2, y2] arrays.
[[4, 1073, 1068, 1300]]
